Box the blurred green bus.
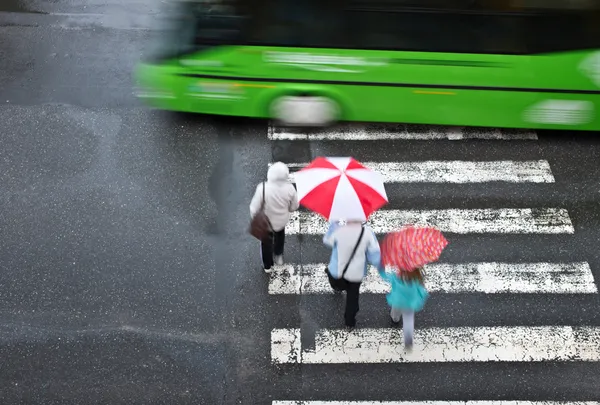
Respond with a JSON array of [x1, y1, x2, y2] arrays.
[[135, 0, 600, 130]]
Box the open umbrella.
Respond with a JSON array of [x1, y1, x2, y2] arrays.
[[294, 156, 388, 222], [381, 226, 449, 271]]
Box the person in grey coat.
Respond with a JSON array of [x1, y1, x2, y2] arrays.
[[250, 162, 299, 272]]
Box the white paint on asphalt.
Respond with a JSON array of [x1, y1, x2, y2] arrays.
[[268, 124, 538, 141], [268, 262, 597, 295], [277, 160, 555, 183], [271, 401, 600, 405], [272, 328, 302, 365], [271, 326, 600, 364], [285, 208, 574, 235]]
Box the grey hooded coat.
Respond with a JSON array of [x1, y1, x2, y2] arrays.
[[249, 162, 299, 232]]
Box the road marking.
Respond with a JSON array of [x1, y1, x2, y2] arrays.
[[285, 208, 574, 235], [273, 402, 600, 405], [271, 326, 600, 364], [275, 160, 555, 183], [268, 262, 597, 295], [268, 124, 538, 141]]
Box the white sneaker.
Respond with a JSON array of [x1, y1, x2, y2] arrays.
[[274, 255, 284, 265], [264, 267, 272, 274]]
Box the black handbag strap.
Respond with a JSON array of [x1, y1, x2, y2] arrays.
[[341, 226, 365, 279]]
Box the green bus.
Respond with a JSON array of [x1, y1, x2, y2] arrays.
[[134, 0, 600, 130]]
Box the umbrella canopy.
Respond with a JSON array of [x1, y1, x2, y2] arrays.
[[294, 157, 388, 221], [381, 226, 449, 271]]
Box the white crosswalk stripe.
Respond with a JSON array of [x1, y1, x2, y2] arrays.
[[271, 326, 600, 364], [268, 263, 597, 295], [275, 160, 555, 183], [268, 124, 539, 141], [286, 209, 574, 235]]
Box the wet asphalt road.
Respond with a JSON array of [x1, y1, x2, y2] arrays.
[[1, 1, 270, 403], [2, 1, 600, 404]]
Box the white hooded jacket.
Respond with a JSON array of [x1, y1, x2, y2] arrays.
[[249, 162, 299, 232]]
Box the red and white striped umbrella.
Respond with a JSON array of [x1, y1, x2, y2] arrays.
[[294, 157, 388, 221]]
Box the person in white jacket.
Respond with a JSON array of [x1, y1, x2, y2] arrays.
[[323, 220, 382, 327], [250, 162, 299, 272]]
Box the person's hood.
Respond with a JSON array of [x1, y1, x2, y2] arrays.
[[267, 162, 290, 183]]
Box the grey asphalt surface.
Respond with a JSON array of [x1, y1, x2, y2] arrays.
[[2, 1, 600, 404]]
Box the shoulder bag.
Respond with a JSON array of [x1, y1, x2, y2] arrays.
[[249, 182, 272, 240], [325, 226, 365, 291]]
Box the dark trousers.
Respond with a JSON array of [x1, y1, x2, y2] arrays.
[[261, 229, 285, 269], [344, 281, 361, 327]]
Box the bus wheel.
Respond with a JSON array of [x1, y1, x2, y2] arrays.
[[270, 96, 339, 127]]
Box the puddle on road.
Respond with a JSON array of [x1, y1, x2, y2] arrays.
[[0, 0, 46, 13]]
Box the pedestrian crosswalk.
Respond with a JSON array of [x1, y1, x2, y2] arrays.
[[264, 122, 598, 403]]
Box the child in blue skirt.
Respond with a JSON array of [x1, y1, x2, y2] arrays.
[[377, 266, 429, 349]]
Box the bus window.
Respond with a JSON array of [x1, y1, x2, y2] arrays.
[[146, 9, 198, 61], [146, 0, 246, 61], [348, 7, 528, 55], [349, 0, 481, 10], [526, 10, 600, 53], [351, 10, 466, 53], [146, 0, 599, 58], [516, 0, 599, 10], [472, 14, 528, 54], [248, 0, 348, 48]]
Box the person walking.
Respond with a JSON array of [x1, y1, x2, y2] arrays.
[[377, 267, 429, 350], [323, 220, 382, 328], [377, 226, 445, 350], [250, 162, 299, 273]]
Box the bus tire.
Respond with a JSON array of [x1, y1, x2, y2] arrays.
[[270, 95, 340, 127]]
